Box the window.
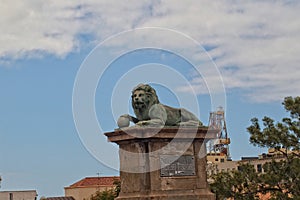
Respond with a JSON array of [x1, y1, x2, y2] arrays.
[[237, 166, 242, 171], [220, 158, 225, 163], [215, 158, 219, 162], [9, 193, 13, 200], [257, 164, 262, 173]]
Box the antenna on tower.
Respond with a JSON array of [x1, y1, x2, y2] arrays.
[[96, 172, 102, 191]]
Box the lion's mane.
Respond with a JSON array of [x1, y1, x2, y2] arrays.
[[131, 84, 159, 120]]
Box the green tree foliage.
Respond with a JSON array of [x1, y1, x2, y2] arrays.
[[248, 96, 300, 151], [89, 190, 115, 200], [210, 163, 262, 200], [89, 179, 121, 200], [210, 96, 300, 199], [113, 179, 121, 197]]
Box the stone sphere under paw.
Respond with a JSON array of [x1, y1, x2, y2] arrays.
[[117, 116, 130, 128]]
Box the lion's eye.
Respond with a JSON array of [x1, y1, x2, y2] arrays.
[[139, 94, 142, 97], [133, 94, 136, 97]]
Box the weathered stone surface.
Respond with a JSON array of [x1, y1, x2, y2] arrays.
[[105, 127, 216, 200], [106, 127, 217, 142], [117, 116, 130, 128]]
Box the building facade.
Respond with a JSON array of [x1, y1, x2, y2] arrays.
[[207, 148, 289, 177], [0, 190, 37, 200], [44, 197, 75, 200], [64, 176, 119, 200]]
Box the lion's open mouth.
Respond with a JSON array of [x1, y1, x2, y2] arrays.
[[134, 101, 146, 109]]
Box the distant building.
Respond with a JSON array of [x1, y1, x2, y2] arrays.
[[0, 190, 37, 200], [206, 148, 296, 200], [44, 197, 75, 200], [207, 148, 291, 177], [64, 176, 119, 200]]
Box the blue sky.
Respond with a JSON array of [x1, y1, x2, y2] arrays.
[[1, 0, 300, 198]]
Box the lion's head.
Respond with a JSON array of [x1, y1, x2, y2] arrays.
[[131, 84, 160, 120]]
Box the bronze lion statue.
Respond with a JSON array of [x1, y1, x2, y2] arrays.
[[117, 84, 203, 127]]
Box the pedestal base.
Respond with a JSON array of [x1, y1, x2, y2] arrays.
[[116, 190, 215, 200], [105, 127, 216, 200]]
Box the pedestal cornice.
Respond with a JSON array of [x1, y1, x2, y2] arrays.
[[105, 127, 218, 143]]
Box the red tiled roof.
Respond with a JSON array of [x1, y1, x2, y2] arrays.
[[67, 176, 120, 188]]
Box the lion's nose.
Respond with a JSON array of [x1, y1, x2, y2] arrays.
[[135, 97, 139, 101]]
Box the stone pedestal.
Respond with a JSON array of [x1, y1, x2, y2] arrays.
[[105, 127, 216, 200]]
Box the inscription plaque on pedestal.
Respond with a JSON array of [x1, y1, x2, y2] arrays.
[[160, 155, 196, 177]]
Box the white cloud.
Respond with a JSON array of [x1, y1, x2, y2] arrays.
[[141, 0, 300, 102], [1, 0, 299, 102], [0, 1, 81, 59]]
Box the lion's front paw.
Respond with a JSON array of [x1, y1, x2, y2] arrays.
[[136, 121, 148, 126]]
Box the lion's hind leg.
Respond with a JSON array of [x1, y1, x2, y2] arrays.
[[178, 120, 201, 127], [179, 108, 203, 127]]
